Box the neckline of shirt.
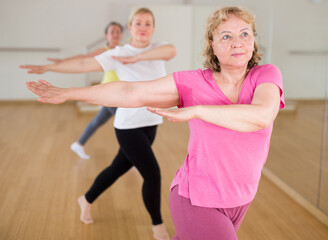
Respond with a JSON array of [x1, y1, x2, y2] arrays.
[[204, 66, 256, 104], [125, 43, 152, 52]]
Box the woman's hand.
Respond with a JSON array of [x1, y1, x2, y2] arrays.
[[47, 58, 62, 63], [26, 80, 69, 104], [147, 106, 198, 122], [20, 64, 49, 74], [112, 56, 139, 64]]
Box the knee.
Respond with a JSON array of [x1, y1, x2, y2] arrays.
[[144, 170, 161, 185]]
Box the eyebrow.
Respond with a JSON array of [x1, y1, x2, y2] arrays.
[[135, 19, 152, 23], [219, 28, 250, 35], [240, 28, 250, 32]]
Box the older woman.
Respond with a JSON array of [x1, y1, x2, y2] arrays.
[[26, 6, 284, 240]]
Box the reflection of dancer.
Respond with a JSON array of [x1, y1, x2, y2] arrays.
[[23, 7, 176, 240]]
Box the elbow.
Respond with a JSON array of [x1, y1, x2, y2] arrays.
[[166, 45, 177, 60], [80, 59, 89, 72], [124, 84, 145, 108], [255, 120, 270, 130], [255, 113, 275, 130]]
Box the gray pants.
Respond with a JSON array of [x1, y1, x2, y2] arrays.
[[78, 107, 117, 145]]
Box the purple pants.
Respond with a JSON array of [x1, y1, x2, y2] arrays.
[[169, 185, 251, 240]]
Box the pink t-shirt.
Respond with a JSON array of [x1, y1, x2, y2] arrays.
[[170, 64, 285, 208]]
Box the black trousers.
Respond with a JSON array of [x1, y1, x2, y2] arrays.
[[85, 125, 162, 225]]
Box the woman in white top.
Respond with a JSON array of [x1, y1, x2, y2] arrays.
[[22, 8, 176, 240]]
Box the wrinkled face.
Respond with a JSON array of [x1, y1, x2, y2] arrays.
[[129, 13, 154, 43], [105, 25, 122, 46], [211, 14, 255, 69]]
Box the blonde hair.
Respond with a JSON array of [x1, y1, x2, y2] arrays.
[[203, 6, 261, 72], [128, 7, 155, 27]]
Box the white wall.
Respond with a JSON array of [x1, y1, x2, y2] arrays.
[[0, 0, 118, 100], [131, 4, 193, 73], [191, 0, 273, 69], [271, 0, 328, 99], [1, 0, 328, 100]]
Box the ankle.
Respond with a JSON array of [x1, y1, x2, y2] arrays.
[[152, 223, 170, 240]]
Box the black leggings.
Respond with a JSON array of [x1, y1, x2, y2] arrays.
[[85, 125, 162, 225]]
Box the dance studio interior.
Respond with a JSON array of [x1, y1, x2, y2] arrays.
[[1, 0, 328, 239]]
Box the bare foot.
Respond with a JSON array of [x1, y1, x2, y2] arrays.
[[152, 223, 170, 240], [77, 195, 94, 224]]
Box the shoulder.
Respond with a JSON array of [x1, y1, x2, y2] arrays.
[[250, 64, 281, 78], [247, 64, 282, 84], [151, 41, 170, 48], [247, 64, 283, 97], [173, 68, 208, 80], [173, 69, 211, 89]]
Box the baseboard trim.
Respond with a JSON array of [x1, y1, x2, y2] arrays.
[[262, 167, 328, 227]]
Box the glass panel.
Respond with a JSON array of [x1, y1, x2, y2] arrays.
[[266, 55, 327, 206], [319, 58, 328, 214], [320, 139, 328, 213]]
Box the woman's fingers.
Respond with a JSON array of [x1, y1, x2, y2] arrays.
[[26, 81, 50, 96], [26, 82, 42, 96], [26, 81, 66, 104], [20, 64, 45, 74], [147, 107, 163, 115], [147, 107, 174, 117], [148, 107, 194, 123], [47, 58, 60, 63], [19, 65, 32, 69], [38, 79, 53, 87]]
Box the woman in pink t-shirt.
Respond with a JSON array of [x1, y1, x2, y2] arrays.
[[26, 6, 284, 240]]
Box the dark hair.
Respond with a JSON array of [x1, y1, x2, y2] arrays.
[[104, 22, 123, 34]]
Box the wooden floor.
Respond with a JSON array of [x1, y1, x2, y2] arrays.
[[267, 100, 327, 207], [0, 102, 328, 240]]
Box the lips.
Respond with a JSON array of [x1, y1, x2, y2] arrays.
[[231, 53, 245, 57]]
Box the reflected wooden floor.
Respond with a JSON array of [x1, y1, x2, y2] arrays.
[[0, 102, 327, 240]]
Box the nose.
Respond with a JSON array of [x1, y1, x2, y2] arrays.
[[232, 38, 242, 48]]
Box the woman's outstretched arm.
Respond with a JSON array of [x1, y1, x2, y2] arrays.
[[46, 48, 107, 64], [20, 57, 103, 74], [113, 44, 177, 64], [148, 83, 281, 132], [20, 44, 176, 74], [26, 74, 180, 108]]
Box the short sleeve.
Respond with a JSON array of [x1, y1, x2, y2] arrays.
[[173, 71, 184, 108], [94, 49, 116, 72], [256, 64, 285, 109], [151, 41, 169, 48]]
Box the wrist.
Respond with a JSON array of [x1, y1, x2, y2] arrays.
[[45, 64, 52, 72], [64, 87, 76, 101], [193, 105, 201, 119], [135, 54, 142, 62]]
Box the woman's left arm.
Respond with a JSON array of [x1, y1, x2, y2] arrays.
[[113, 44, 177, 64], [148, 83, 281, 132]]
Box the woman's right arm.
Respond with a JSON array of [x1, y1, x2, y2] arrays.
[[20, 56, 103, 74], [26, 74, 180, 108], [47, 48, 107, 63]]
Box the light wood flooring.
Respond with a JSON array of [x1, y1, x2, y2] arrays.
[[0, 102, 328, 240]]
